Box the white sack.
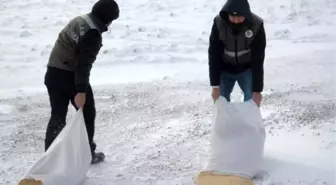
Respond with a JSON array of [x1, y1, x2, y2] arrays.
[[20, 109, 92, 185], [205, 96, 266, 179]]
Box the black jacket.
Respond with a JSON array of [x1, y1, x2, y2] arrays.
[[75, 0, 119, 92], [208, 0, 266, 92]]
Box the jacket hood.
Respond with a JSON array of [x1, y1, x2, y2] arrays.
[[91, 0, 119, 31], [220, 0, 253, 23]]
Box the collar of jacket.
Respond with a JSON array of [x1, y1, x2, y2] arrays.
[[88, 13, 108, 33]]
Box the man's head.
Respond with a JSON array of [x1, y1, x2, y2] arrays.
[[220, 0, 252, 25], [91, 0, 119, 28], [228, 12, 245, 24]]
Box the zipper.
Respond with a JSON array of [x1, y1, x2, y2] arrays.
[[234, 35, 238, 64]]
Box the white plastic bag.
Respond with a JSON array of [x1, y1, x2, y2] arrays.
[[19, 109, 92, 185], [205, 96, 266, 179]]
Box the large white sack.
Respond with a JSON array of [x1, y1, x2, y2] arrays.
[[205, 96, 266, 179], [19, 109, 92, 185]]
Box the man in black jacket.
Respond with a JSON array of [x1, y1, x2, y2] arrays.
[[208, 0, 266, 105], [44, 0, 119, 164]]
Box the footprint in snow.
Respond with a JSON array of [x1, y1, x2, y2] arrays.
[[20, 30, 33, 38]]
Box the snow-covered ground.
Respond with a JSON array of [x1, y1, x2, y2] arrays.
[[0, 0, 335, 184]]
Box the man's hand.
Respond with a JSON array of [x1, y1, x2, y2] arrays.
[[252, 92, 262, 106], [211, 87, 221, 101], [74, 93, 86, 108]]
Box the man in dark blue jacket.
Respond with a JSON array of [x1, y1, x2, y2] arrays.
[[209, 0, 266, 105]]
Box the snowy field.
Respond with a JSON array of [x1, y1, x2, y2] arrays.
[[0, 0, 335, 184]]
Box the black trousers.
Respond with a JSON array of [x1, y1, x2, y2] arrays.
[[44, 67, 97, 154]]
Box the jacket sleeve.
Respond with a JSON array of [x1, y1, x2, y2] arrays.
[[75, 29, 102, 93], [251, 22, 266, 92], [208, 19, 223, 87]]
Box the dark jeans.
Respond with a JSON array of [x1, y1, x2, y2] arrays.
[[220, 69, 253, 102], [44, 68, 97, 154]]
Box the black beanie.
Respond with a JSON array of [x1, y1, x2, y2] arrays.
[[91, 0, 119, 25]]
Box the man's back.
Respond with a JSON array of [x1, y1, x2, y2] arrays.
[[47, 15, 102, 72]]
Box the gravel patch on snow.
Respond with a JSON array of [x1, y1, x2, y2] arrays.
[[0, 80, 334, 184]]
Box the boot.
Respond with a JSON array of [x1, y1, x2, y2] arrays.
[[91, 152, 105, 164]]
